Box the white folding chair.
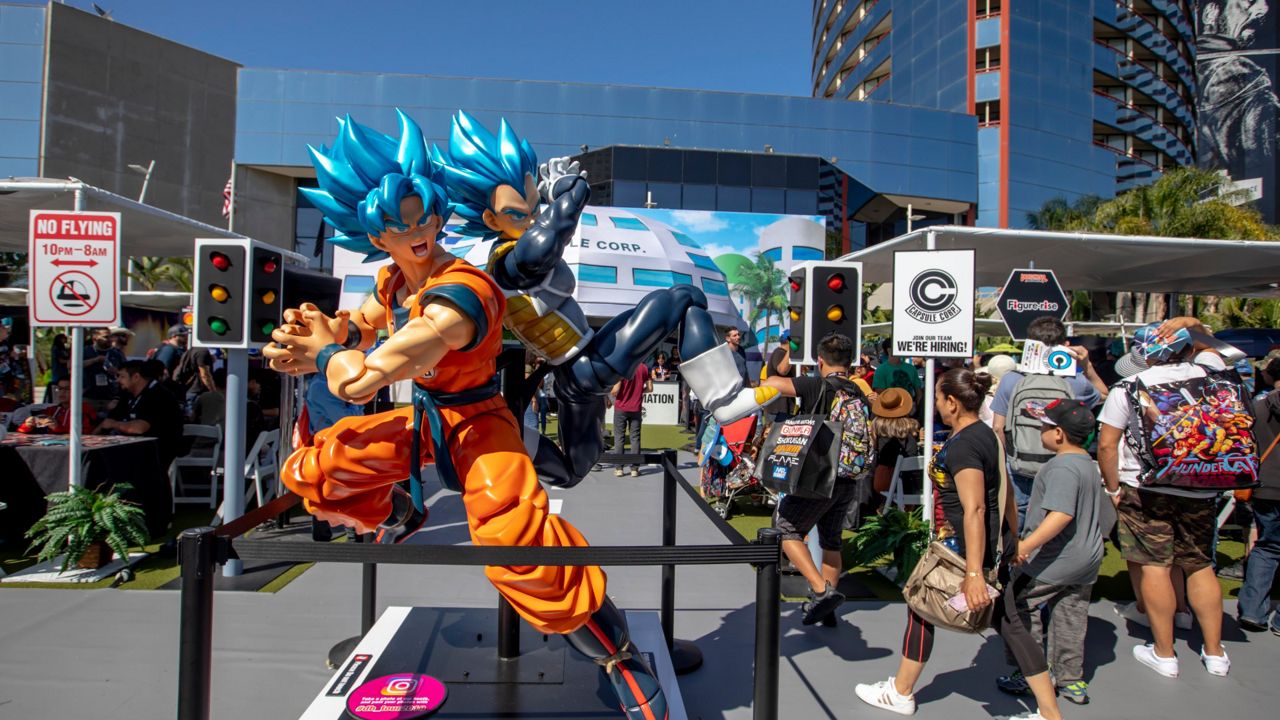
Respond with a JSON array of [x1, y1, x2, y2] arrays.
[[170, 424, 223, 508], [245, 429, 281, 509], [883, 454, 925, 512]]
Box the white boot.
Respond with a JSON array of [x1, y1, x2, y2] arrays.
[[680, 343, 779, 424]]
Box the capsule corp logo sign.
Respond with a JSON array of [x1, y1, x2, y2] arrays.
[[346, 673, 447, 718]]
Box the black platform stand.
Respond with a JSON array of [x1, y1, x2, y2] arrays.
[[301, 606, 687, 720]]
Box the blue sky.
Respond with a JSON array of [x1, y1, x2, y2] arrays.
[[22, 0, 813, 96]]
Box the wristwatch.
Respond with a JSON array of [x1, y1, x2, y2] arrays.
[[966, 571, 981, 578]]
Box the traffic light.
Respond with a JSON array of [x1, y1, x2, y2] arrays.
[[193, 238, 284, 349], [786, 260, 863, 366], [248, 245, 283, 345]]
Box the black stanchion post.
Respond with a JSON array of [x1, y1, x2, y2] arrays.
[[497, 596, 521, 659], [177, 527, 219, 720], [361, 534, 377, 634], [753, 528, 781, 720], [660, 451, 676, 647], [660, 451, 704, 674]]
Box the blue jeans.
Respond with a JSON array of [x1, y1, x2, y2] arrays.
[[1011, 472, 1035, 533], [1238, 497, 1280, 626]]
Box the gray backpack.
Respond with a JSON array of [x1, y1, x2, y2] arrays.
[[1003, 373, 1072, 477]]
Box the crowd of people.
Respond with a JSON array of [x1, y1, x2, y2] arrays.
[[738, 315, 1279, 719], [3, 323, 281, 469]]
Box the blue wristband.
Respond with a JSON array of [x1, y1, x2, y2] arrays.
[[315, 343, 345, 378]]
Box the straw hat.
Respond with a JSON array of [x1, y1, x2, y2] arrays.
[[872, 387, 914, 418]]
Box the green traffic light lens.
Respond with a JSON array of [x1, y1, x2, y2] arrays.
[[209, 317, 229, 335], [259, 321, 275, 335], [789, 339, 799, 352]]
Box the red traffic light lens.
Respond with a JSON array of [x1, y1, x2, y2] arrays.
[[827, 273, 845, 292], [210, 252, 231, 271], [262, 260, 277, 274], [789, 279, 801, 292]]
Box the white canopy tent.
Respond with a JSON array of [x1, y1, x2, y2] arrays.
[[0, 179, 304, 524], [840, 225, 1280, 527], [0, 178, 257, 255], [838, 225, 1280, 297]]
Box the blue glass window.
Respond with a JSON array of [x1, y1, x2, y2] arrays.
[[672, 232, 701, 249], [343, 275, 376, 294], [687, 254, 720, 272], [701, 278, 730, 296], [580, 213, 597, 226], [610, 216, 649, 231], [575, 264, 617, 284], [762, 247, 783, 262], [792, 246, 824, 261], [672, 272, 692, 286], [634, 269, 676, 287]]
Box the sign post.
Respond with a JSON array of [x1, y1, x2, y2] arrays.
[[29, 206, 120, 489], [996, 268, 1069, 340], [892, 244, 976, 527]]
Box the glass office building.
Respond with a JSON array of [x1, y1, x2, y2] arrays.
[[813, 0, 1200, 227]]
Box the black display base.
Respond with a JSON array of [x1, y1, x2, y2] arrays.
[[307, 607, 679, 720], [670, 638, 703, 674]]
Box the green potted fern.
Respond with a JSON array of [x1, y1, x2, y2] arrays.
[[25, 483, 150, 573], [850, 507, 930, 585]]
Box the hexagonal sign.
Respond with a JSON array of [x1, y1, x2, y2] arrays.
[[996, 268, 1069, 341]]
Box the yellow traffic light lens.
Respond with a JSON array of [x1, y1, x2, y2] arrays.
[[826, 305, 844, 322], [210, 285, 229, 303], [790, 309, 800, 322], [261, 290, 276, 305]]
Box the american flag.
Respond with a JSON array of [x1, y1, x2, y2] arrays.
[[221, 176, 233, 219]]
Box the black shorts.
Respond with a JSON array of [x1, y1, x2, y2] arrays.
[[775, 481, 860, 551]]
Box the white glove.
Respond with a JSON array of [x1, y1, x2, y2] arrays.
[[538, 157, 587, 202]]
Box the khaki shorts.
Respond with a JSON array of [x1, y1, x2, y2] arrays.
[[1116, 485, 1216, 571]]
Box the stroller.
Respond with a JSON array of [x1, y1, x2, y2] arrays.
[[698, 411, 777, 520]]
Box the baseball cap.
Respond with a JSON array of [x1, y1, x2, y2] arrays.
[[1021, 398, 1095, 443], [168, 324, 190, 337], [107, 326, 134, 337], [780, 329, 791, 341], [1115, 323, 1192, 378]]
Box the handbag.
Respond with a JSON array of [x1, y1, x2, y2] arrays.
[[901, 433, 1010, 634], [756, 380, 843, 500]]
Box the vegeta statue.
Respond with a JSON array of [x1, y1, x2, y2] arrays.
[[264, 111, 666, 719], [441, 110, 778, 487]]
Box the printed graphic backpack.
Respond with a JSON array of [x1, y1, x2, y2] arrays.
[[1125, 364, 1259, 491], [822, 376, 876, 481], [1004, 373, 1073, 477]]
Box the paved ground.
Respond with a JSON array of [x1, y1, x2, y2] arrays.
[[0, 454, 1276, 719]]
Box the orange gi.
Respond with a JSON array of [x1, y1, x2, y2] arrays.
[[281, 258, 605, 634]]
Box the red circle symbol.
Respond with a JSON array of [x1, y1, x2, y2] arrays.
[[48, 271, 101, 317]]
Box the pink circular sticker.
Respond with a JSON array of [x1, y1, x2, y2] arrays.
[[345, 674, 448, 719]]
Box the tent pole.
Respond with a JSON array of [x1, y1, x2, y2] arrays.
[[68, 188, 85, 488], [922, 231, 937, 530]]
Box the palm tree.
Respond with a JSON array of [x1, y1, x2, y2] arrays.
[[730, 253, 787, 354], [126, 256, 170, 291], [1027, 167, 1278, 324]]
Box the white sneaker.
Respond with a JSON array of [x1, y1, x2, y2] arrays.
[[1114, 601, 1150, 627], [1200, 648, 1230, 676], [1008, 713, 1045, 720], [854, 677, 917, 715], [1175, 611, 1193, 630], [1133, 643, 1179, 678]]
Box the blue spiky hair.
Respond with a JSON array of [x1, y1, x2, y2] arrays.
[[439, 110, 539, 239], [300, 109, 450, 262]]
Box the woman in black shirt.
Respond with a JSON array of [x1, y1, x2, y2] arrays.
[[856, 368, 1016, 715]]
